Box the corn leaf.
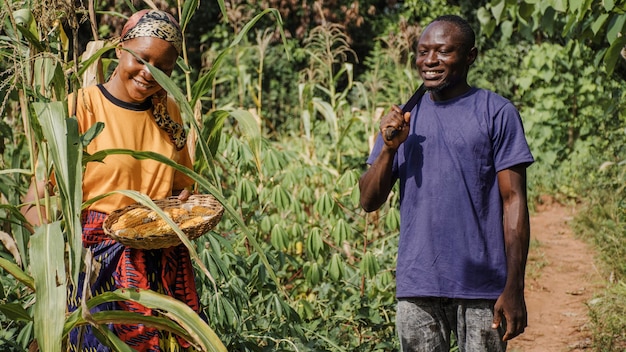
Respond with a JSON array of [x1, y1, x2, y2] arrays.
[[64, 310, 191, 341], [0, 257, 34, 290], [75, 289, 227, 352], [30, 222, 66, 352], [34, 102, 83, 287]]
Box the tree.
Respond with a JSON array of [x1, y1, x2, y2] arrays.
[[477, 0, 626, 80]]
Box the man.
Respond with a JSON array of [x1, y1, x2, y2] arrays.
[[359, 15, 534, 351]]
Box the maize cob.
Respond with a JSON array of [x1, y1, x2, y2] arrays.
[[179, 216, 207, 230], [115, 228, 140, 239], [130, 219, 174, 237], [111, 208, 151, 231], [190, 206, 215, 216], [163, 207, 189, 221]]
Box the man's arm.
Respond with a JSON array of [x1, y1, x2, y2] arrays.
[[358, 145, 397, 212], [359, 106, 410, 212], [492, 165, 530, 341]]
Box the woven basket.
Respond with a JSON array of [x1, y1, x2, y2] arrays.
[[103, 194, 224, 249]]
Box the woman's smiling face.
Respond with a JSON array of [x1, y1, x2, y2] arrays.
[[112, 36, 178, 104]]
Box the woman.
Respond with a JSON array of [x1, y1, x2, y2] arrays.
[[23, 9, 201, 351]]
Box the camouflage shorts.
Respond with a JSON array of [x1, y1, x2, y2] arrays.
[[396, 297, 507, 352]]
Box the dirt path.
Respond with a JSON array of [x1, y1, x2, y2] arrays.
[[508, 201, 604, 352]]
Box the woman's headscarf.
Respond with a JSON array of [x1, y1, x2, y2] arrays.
[[120, 9, 183, 55]]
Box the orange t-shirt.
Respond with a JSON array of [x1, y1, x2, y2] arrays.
[[70, 85, 194, 214]]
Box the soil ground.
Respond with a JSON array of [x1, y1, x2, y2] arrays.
[[508, 200, 604, 352]]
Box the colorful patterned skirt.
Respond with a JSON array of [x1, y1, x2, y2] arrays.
[[69, 210, 202, 352]]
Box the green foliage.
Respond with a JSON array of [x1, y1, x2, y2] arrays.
[[477, 0, 626, 75], [2, 0, 626, 351]]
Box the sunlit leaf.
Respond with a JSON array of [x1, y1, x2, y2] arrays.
[[269, 185, 291, 211], [270, 224, 289, 250], [591, 14, 610, 35], [304, 261, 322, 286], [30, 222, 65, 352], [490, 0, 506, 24], [73, 289, 228, 351], [34, 102, 83, 287], [360, 251, 380, 279], [327, 253, 344, 281], [331, 219, 351, 244], [306, 228, 324, 259]]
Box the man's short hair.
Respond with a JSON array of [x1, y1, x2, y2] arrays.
[[431, 15, 476, 53]]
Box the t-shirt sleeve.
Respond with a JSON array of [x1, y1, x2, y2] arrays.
[[365, 132, 399, 181], [366, 132, 384, 165], [492, 102, 535, 172]]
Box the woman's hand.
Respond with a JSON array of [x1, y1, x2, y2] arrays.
[[176, 188, 191, 202]]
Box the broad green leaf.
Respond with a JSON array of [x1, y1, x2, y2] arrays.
[[314, 192, 336, 216], [0, 257, 34, 291], [551, 0, 567, 12], [360, 251, 380, 279], [477, 7, 492, 26], [180, 0, 200, 33], [291, 223, 304, 239], [306, 228, 324, 259], [75, 45, 116, 82], [230, 109, 263, 176], [15, 23, 44, 51], [603, 34, 626, 75], [298, 186, 314, 204], [79, 289, 227, 352], [304, 262, 322, 286], [569, 0, 583, 13], [518, 2, 535, 23], [64, 310, 192, 342], [500, 20, 513, 40], [606, 13, 626, 43], [34, 102, 83, 287], [208, 293, 239, 329], [260, 215, 273, 233], [30, 222, 66, 352], [312, 98, 339, 143], [591, 13, 610, 35], [236, 178, 258, 203], [269, 185, 291, 211], [80, 122, 105, 148], [91, 326, 136, 352], [490, 0, 506, 24], [327, 253, 344, 281], [270, 224, 289, 250], [0, 303, 32, 322], [331, 219, 351, 244], [385, 207, 401, 231]]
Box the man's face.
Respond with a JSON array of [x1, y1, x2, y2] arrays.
[[415, 21, 476, 98]]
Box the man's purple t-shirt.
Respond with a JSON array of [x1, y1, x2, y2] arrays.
[[367, 88, 534, 299]]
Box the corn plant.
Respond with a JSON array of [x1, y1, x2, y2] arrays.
[[0, 0, 289, 350]]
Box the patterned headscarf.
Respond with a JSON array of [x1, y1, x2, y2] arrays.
[[120, 10, 183, 55], [120, 10, 187, 150]]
